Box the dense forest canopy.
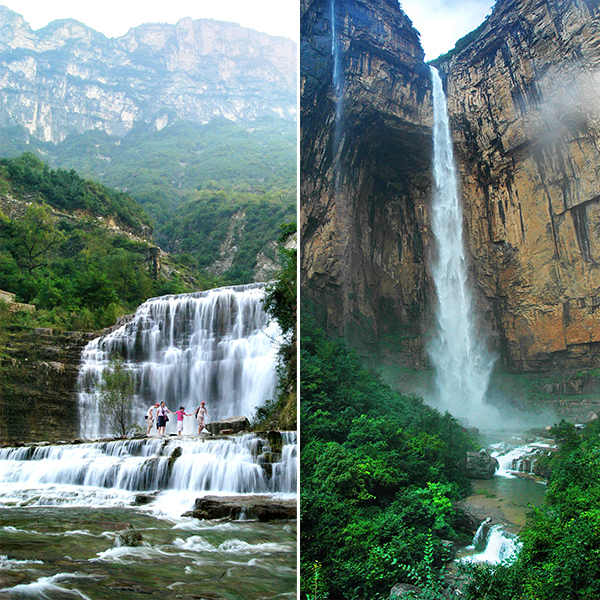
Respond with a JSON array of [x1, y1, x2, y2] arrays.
[[0, 154, 195, 331], [0, 117, 297, 284], [301, 313, 477, 599]]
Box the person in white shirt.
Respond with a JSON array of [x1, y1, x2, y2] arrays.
[[145, 403, 159, 436]]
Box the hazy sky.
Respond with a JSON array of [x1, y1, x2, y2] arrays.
[[0, 0, 299, 42], [1, 1, 494, 62], [402, 0, 495, 60]]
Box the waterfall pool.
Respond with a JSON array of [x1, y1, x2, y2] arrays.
[[456, 431, 551, 565]]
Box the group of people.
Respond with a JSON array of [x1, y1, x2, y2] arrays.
[[145, 401, 209, 436]]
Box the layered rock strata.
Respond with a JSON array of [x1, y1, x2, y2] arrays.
[[301, 0, 434, 356], [0, 7, 296, 143], [438, 0, 600, 370], [0, 328, 92, 442], [303, 0, 600, 372]]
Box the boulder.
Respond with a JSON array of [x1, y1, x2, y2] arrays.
[[205, 417, 250, 435], [466, 450, 499, 479], [182, 495, 296, 521]]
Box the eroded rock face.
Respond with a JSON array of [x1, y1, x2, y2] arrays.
[[303, 0, 600, 374], [301, 0, 434, 359], [439, 0, 600, 370], [0, 7, 296, 143], [466, 451, 499, 480], [0, 329, 92, 443]]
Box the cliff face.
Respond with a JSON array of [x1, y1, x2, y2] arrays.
[[0, 7, 296, 143], [301, 0, 433, 356], [302, 0, 600, 373], [0, 327, 91, 443], [439, 0, 600, 370]]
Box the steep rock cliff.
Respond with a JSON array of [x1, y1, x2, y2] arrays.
[[438, 0, 600, 370], [0, 7, 296, 143], [301, 0, 433, 355], [0, 327, 91, 442]]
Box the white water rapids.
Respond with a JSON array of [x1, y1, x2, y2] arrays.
[[428, 67, 496, 423], [0, 283, 296, 598], [77, 283, 280, 439], [0, 434, 297, 517]]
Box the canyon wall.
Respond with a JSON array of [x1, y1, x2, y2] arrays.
[[0, 326, 90, 443], [301, 0, 433, 359], [439, 0, 600, 370], [0, 7, 296, 143], [302, 0, 600, 372]]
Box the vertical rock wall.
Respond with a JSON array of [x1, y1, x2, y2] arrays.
[[439, 0, 600, 370], [301, 0, 434, 359]]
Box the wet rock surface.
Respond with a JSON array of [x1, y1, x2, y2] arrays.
[[183, 495, 297, 521], [438, 0, 600, 371], [205, 416, 250, 435], [466, 450, 499, 479]]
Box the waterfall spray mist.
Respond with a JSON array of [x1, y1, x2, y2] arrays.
[[428, 66, 496, 424]]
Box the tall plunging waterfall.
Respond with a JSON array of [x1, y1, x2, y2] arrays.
[[428, 67, 495, 421], [331, 0, 343, 127], [78, 284, 280, 439], [330, 0, 344, 187]]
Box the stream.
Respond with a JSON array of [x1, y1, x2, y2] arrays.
[[0, 434, 297, 599], [457, 430, 553, 565]]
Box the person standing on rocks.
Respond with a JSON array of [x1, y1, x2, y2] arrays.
[[194, 401, 209, 434], [156, 401, 170, 436], [145, 403, 159, 436], [174, 406, 191, 436]]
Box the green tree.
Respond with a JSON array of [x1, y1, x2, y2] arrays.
[[12, 203, 63, 274], [99, 358, 136, 437], [255, 222, 297, 429]]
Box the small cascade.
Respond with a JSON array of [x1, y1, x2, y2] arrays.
[[463, 524, 522, 564], [472, 517, 492, 551], [491, 440, 554, 478], [0, 433, 297, 509], [77, 284, 280, 439], [428, 66, 495, 422]]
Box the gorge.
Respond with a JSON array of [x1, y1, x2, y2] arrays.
[[301, 0, 600, 420]]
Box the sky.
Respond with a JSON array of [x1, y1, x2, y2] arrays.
[[401, 0, 495, 60], [0, 0, 299, 42], [0, 1, 495, 64]]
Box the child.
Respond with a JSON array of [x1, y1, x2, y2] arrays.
[[174, 406, 190, 435]]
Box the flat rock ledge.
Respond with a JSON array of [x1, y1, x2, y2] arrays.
[[206, 416, 250, 435], [182, 495, 296, 521]]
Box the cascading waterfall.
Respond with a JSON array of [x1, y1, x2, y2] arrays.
[[463, 524, 522, 564], [77, 283, 280, 439], [0, 434, 296, 510], [428, 66, 495, 422]]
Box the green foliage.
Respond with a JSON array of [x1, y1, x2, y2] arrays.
[[0, 155, 196, 331], [0, 117, 297, 284], [463, 419, 600, 600], [99, 358, 136, 437], [160, 189, 295, 285], [0, 152, 150, 233], [301, 313, 476, 599], [254, 222, 297, 430]]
